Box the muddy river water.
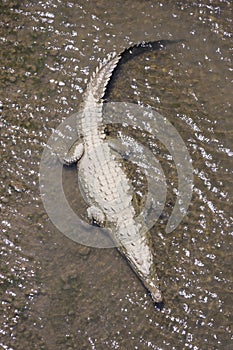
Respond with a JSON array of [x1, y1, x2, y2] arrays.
[[0, 0, 232, 349]]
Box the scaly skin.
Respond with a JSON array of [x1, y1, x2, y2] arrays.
[[64, 42, 175, 303]]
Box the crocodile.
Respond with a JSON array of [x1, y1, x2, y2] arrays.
[[63, 40, 180, 303]]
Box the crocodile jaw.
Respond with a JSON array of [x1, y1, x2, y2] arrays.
[[116, 221, 163, 303]]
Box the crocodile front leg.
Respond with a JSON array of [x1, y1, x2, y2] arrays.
[[87, 205, 105, 226], [63, 140, 84, 165]]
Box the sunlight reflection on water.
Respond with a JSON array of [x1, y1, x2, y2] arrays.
[[0, 0, 232, 349]]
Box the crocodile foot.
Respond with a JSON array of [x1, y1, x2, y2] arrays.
[[87, 206, 105, 226], [64, 141, 84, 165]]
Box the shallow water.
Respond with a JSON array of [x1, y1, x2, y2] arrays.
[[0, 0, 232, 349]]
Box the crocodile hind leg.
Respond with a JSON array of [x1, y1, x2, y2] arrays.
[[87, 206, 105, 226], [63, 140, 84, 165]]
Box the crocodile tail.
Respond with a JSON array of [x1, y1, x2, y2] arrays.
[[117, 39, 183, 64], [85, 39, 183, 102], [85, 52, 122, 102]]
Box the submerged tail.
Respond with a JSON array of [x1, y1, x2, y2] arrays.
[[85, 39, 183, 102]]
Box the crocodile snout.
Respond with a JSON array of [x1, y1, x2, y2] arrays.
[[151, 289, 163, 303]]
